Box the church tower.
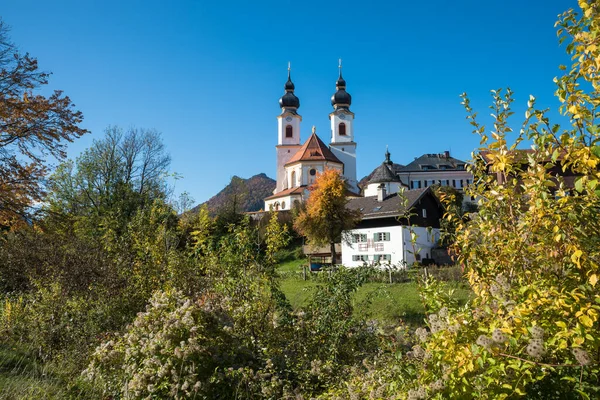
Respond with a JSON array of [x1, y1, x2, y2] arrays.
[[275, 64, 302, 193], [329, 60, 358, 192]]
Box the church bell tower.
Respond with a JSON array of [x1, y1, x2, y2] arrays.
[[329, 60, 358, 192], [275, 64, 302, 193]]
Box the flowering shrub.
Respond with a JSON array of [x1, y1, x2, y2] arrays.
[[84, 289, 239, 398]]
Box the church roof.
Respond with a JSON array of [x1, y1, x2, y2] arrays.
[[286, 132, 342, 165], [367, 163, 401, 184], [264, 186, 305, 200]]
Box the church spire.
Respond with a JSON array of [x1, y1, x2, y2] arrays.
[[331, 59, 351, 110], [385, 146, 392, 165], [279, 62, 300, 111]]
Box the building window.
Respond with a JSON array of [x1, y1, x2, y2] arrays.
[[374, 254, 391, 262], [352, 234, 368, 243], [291, 171, 296, 187], [286, 125, 293, 138], [422, 208, 427, 218], [352, 255, 368, 262], [281, 201, 286, 209], [275, 202, 280, 211], [374, 232, 390, 242], [452, 179, 456, 187], [309, 168, 316, 176], [339, 122, 346, 136]]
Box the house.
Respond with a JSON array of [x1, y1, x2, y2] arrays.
[[395, 152, 475, 209], [342, 186, 443, 268]]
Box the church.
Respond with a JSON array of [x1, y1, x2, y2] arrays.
[[264, 65, 359, 211]]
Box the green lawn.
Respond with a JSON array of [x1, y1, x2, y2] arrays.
[[278, 266, 471, 326]]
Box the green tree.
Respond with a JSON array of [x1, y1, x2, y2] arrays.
[[293, 169, 361, 265], [47, 125, 170, 240], [0, 18, 87, 228]]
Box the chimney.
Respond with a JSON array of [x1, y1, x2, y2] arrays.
[[377, 183, 386, 202], [444, 150, 450, 159]]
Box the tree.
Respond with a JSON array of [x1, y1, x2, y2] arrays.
[[0, 18, 87, 228], [293, 169, 361, 265], [46, 126, 170, 238]]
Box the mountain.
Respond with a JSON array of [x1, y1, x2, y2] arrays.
[[358, 163, 404, 191], [192, 173, 276, 215]]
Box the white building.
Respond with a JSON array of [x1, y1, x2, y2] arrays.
[[264, 64, 359, 211], [342, 179, 443, 268], [395, 152, 475, 209]]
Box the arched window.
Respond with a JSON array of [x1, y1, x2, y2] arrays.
[[285, 125, 293, 138], [339, 122, 346, 136], [281, 201, 286, 209], [308, 168, 317, 184], [275, 202, 280, 211], [291, 171, 296, 187]]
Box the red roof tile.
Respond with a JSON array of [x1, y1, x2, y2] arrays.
[[286, 133, 342, 165], [264, 186, 306, 200]]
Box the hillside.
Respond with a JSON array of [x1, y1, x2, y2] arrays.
[[192, 173, 275, 215]]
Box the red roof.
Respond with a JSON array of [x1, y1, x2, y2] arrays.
[[264, 186, 306, 200], [286, 133, 342, 165]]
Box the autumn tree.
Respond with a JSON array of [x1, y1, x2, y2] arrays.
[[0, 18, 87, 228], [293, 169, 361, 265], [322, 3, 600, 398]]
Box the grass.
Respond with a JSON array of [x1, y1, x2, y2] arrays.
[[0, 345, 67, 399], [0, 344, 97, 399], [277, 249, 472, 326], [279, 275, 471, 325]]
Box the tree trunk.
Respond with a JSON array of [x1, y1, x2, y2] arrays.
[[330, 241, 337, 265]]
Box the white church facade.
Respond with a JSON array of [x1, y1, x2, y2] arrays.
[[264, 65, 359, 211]]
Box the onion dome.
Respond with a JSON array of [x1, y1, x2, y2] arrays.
[[331, 62, 351, 109], [385, 146, 392, 165], [279, 67, 300, 110], [368, 150, 401, 184]]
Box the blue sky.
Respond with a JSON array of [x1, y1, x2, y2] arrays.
[[2, 0, 577, 205]]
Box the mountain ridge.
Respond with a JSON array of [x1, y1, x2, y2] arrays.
[[192, 173, 276, 215]]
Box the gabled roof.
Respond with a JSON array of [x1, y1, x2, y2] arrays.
[[399, 153, 467, 172], [368, 162, 401, 184], [346, 188, 431, 220], [286, 133, 342, 165]]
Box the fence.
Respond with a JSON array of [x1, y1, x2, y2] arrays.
[[280, 263, 464, 284]]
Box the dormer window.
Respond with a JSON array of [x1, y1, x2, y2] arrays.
[[286, 125, 293, 138], [339, 122, 347, 136]]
